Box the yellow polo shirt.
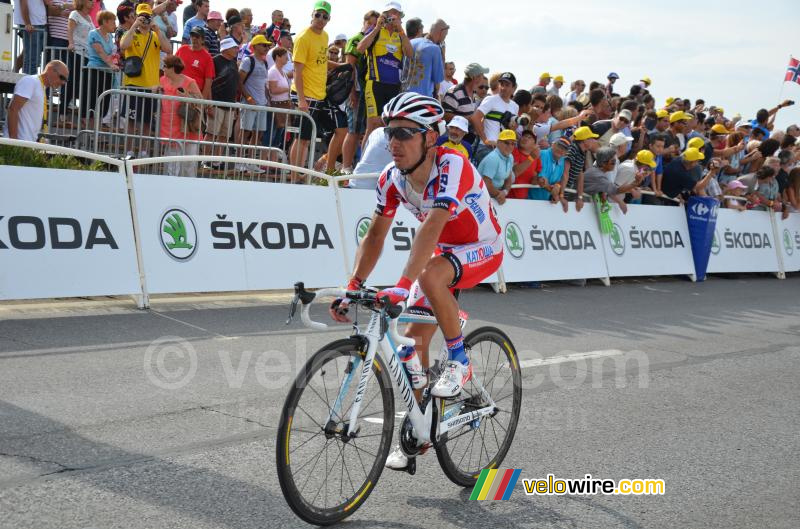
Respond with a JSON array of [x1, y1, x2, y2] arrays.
[[291, 27, 328, 101], [122, 30, 162, 88]]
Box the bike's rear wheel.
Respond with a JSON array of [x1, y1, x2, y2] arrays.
[[276, 338, 394, 525], [434, 326, 522, 487]]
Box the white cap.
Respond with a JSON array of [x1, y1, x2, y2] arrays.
[[609, 132, 634, 148], [383, 1, 403, 15], [219, 38, 238, 52], [334, 33, 347, 42], [447, 116, 469, 133]]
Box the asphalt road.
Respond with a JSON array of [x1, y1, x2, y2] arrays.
[[1, 275, 798, 529]]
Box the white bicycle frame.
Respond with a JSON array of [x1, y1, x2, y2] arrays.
[[300, 288, 498, 445]]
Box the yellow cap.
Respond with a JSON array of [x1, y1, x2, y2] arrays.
[[250, 35, 272, 46], [641, 76, 652, 85], [636, 149, 657, 168], [554, 75, 564, 83], [498, 129, 517, 142], [573, 126, 599, 141], [669, 111, 690, 123], [687, 137, 705, 150], [711, 124, 730, 134], [683, 147, 705, 162], [717, 107, 724, 114], [539, 72, 551, 80], [136, 3, 153, 15], [656, 109, 669, 119], [665, 97, 675, 105]]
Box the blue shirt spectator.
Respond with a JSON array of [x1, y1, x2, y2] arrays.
[[478, 147, 514, 189], [529, 141, 568, 200], [86, 28, 114, 68], [403, 20, 448, 97]]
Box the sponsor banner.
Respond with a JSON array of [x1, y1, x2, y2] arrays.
[[131, 175, 344, 294], [0, 167, 141, 299], [602, 203, 695, 278], [497, 200, 608, 282], [685, 196, 720, 281], [707, 209, 780, 273], [774, 213, 800, 273], [339, 188, 498, 286]]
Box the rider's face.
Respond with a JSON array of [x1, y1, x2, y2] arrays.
[[387, 118, 430, 170]]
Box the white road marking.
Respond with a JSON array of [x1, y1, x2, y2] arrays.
[[149, 310, 233, 340], [518, 349, 624, 369]]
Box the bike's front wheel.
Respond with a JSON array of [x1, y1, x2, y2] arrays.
[[276, 338, 395, 526], [434, 326, 522, 487]]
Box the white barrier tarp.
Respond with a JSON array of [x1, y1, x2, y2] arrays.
[[602, 203, 696, 279], [131, 174, 344, 293], [0, 166, 141, 299], [774, 212, 800, 273], [496, 200, 608, 282], [337, 187, 499, 287], [707, 209, 780, 273]]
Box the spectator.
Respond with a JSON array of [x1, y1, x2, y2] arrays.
[[67, 0, 96, 126], [204, 11, 223, 55], [663, 110, 690, 161], [120, 3, 171, 157], [649, 109, 669, 134], [349, 125, 391, 188], [15, 0, 48, 75], [436, 115, 472, 158], [591, 109, 632, 147], [341, 10, 379, 173], [267, 46, 292, 147], [268, 31, 294, 72], [561, 126, 600, 210], [606, 71, 619, 96], [724, 180, 748, 211], [159, 55, 203, 177], [47, 0, 74, 49], [289, 1, 348, 176], [646, 133, 667, 202], [442, 62, 488, 132], [225, 14, 244, 45], [404, 19, 448, 98], [776, 150, 794, 204], [153, 0, 179, 41], [182, 0, 197, 26], [565, 79, 585, 104], [203, 37, 238, 168], [237, 34, 270, 174], [405, 17, 423, 39], [438, 61, 456, 100], [532, 102, 590, 148], [509, 129, 541, 199], [615, 149, 657, 203], [749, 166, 781, 211], [785, 168, 800, 212], [182, 0, 208, 43], [529, 137, 570, 206], [786, 124, 799, 138], [85, 10, 118, 126], [750, 100, 794, 138], [475, 79, 489, 103], [175, 26, 215, 100], [357, 1, 413, 141], [266, 9, 284, 45], [536, 72, 551, 91], [4, 60, 68, 141], [474, 71, 518, 159], [661, 147, 717, 201], [548, 75, 564, 97], [333, 33, 347, 59], [584, 146, 643, 214], [478, 129, 516, 205], [240, 7, 254, 41], [590, 88, 613, 120], [639, 76, 652, 90]]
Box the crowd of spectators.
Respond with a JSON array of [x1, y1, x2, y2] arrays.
[[4, 0, 800, 210]]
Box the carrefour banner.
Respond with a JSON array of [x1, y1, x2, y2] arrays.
[[602, 203, 696, 278], [496, 200, 608, 282], [774, 213, 800, 273], [0, 166, 141, 300], [686, 196, 720, 281], [337, 188, 499, 287], [131, 174, 344, 293], [706, 209, 780, 273]]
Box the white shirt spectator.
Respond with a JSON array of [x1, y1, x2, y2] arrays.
[[267, 48, 294, 75], [478, 94, 519, 143], [3, 75, 45, 142], [351, 127, 392, 189], [14, 0, 47, 26], [267, 64, 290, 102], [69, 10, 95, 55], [154, 11, 179, 38]]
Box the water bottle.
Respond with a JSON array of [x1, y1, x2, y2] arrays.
[[398, 345, 427, 390]]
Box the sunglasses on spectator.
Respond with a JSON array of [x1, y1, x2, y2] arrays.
[[619, 117, 630, 124], [384, 126, 427, 141], [57, 73, 68, 82], [478, 85, 489, 90], [313, 12, 330, 20]]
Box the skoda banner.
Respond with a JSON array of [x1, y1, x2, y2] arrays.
[[706, 209, 780, 273], [685, 196, 719, 281], [775, 213, 800, 273]]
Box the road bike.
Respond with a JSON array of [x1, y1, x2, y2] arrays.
[[276, 282, 522, 525]]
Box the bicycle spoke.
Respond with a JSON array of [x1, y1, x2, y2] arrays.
[[290, 429, 324, 455]]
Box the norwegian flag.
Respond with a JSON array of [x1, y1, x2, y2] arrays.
[[786, 57, 800, 84]]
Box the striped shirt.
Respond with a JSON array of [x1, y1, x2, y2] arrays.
[[47, 0, 70, 41], [442, 83, 477, 117]]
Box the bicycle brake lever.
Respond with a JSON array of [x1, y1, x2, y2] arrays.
[[286, 293, 300, 325]]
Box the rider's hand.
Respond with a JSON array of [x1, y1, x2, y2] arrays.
[[329, 276, 363, 323], [377, 276, 412, 307]]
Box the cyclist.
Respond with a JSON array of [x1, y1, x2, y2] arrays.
[[329, 92, 503, 470]]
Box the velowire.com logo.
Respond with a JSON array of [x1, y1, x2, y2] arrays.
[[160, 208, 197, 261], [504, 222, 524, 259], [469, 469, 522, 501]]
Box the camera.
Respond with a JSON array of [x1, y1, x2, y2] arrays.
[[384, 16, 395, 24], [499, 110, 516, 130], [518, 114, 531, 128], [787, 100, 795, 106]]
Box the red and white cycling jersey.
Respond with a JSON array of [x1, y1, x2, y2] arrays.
[[375, 147, 502, 246]]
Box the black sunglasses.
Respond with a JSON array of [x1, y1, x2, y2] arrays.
[[57, 73, 68, 82], [313, 12, 330, 20], [384, 126, 427, 141], [478, 85, 489, 90]]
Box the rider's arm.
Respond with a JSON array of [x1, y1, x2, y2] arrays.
[[351, 213, 392, 282], [399, 208, 450, 283]]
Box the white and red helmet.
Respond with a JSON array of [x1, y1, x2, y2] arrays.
[[382, 92, 446, 131]]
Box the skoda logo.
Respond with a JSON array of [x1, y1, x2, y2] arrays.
[[609, 223, 625, 256], [504, 221, 524, 259], [160, 208, 197, 262], [710, 230, 721, 255], [355, 216, 371, 245], [784, 229, 794, 256]]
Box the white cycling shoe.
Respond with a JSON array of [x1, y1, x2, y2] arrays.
[[431, 360, 472, 398], [385, 443, 430, 471]]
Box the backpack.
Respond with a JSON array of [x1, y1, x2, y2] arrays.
[[325, 63, 354, 106]]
